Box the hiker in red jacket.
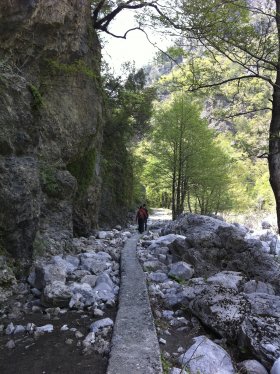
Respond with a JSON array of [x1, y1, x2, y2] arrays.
[[136, 206, 147, 233]]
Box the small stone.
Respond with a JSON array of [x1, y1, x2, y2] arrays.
[[75, 331, 84, 339], [0, 324, 5, 332], [26, 323, 36, 333], [154, 310, 162, 318], [82, 332, 96, 347], [14, 325, 25, 334], [169, 368, 187, 374], [59, 309, 68, 315], [159, 338, 167, 345], [33, 331, 43, 339], [25, 343, 35, 349], [70, 328, 77, 332], [163, 351, 170, 358], [5, 322, 15, 335], [65, 338, 73, 345], [60, 325, 69, 331], [106, 299, 115, 307], [32, 305, 42, 313], [90, 318, 114, 333], [43, 313, 51, 320], [36, 324, 53, 333], [6, 340, 15, 349], [53, 307, 61, 316], [93, 308, 104, 317], [31, 288, 41, 297]]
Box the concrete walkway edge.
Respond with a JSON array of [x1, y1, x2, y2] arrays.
[[106, 234, 163, 374]]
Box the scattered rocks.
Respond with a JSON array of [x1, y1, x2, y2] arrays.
[[139, 213, 280, 371]]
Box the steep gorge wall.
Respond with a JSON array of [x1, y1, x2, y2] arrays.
[[0, 0, 104, 270]]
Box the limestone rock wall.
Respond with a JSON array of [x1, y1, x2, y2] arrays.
[[0, 0, 104, 269]]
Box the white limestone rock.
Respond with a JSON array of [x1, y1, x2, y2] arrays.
[[168, 261, 194, 281], [243, 280, 275, 295], [41, 281, 72, 307], [237, 359, 268, 374], [271, 357, 280, 374], [90, 318, 114, 333], [178, 335, 235, 374], [36, 324, 53, 333], [206, 271, 243, 291]]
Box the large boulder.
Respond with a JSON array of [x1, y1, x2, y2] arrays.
[[69, 283, 96, 307], [79, 252, 112, 275], [51, 255, 79, 274], [178, 335, 235, 374], [147, 234, 186, 252], [32, 263, 67, 290], [237, 360, 268, 374], [239, 293, 280, 367], [0, 257, 16, 287], [41, 281, 72, 307], [243, 280, 275, 295], [168, 261, 194, 281], [190, 286, 249, 339], [166, 215, 280, 291], [206, 271, 243, 291], [162, 214, 233, 248]]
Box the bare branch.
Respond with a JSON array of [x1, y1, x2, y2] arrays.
[[186, 75, 271, 92], [101, 26, 143, 39], [209, 107, 272, 121], [257, 152, 269, 159]]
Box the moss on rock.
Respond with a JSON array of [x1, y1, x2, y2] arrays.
[[67, 147, 96, 194]]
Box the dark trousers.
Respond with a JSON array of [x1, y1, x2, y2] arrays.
[[138, 218, 144, 233], [144, 218, 148, 230]]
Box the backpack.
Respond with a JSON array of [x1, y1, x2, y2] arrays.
[[138, 208, 146, 219]]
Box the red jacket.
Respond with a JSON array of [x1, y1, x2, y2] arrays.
[[136, 208, 147, 221]]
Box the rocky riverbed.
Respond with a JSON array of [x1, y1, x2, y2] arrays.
[[0, 227, 132, 373], [138, 213, 280, 374], [1, 211, 280, 373]]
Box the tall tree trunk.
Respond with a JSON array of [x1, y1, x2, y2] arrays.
[[187, 182, 192, 213], [269, 0, 280, 233], [269, 79, 280, 232]]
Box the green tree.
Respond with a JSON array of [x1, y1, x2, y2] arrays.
[[153, 0, 280, 230], [144, 92, 232, 219], [99, 64, 155, 224]]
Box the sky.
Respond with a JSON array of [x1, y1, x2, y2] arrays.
[[101, 10, 171, 75]]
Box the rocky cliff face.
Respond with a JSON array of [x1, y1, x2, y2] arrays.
[[0, 0, 103, 271]]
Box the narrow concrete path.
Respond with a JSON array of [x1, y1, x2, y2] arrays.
[[106, 234, 163, 374]]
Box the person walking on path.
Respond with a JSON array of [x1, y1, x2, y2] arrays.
[[136, 206, 147, 233], [142, 204, 149, 231]]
